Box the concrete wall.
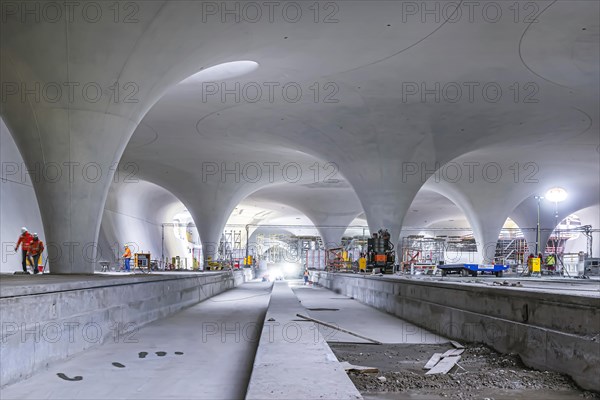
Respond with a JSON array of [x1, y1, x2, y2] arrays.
[[312, 272, 600, 392], [0, 270, 253, 387]]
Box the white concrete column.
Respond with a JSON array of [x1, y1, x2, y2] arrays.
[[185, 184, 256, 266], [245, 186, 364, 251], [2, 107, 137, 273], [0, 11, 163, 273], [190, 207, 230, 265], [344, 163, 427, 254], [359, 191, 413, 251], [472, 222, 505, 264], [511, 197, 579, 255], [317, 226, 348, 249], [310, 210, 358, 250], [426, 181, 521, 265]]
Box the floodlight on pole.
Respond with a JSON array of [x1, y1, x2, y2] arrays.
[[545, 187, 568, 275], [534, 195, 544, 255], [546, 187, 567, 203], [546, 187, 567, 220]]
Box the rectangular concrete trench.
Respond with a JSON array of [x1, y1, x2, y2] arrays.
[[310, 271, 600, 393]]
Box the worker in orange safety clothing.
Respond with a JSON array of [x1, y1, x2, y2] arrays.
[[28, 233, 45, 274], [15, 227, 33, 273], [123, 245, 132, 272]]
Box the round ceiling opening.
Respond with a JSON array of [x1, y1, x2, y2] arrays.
[[179, 60, 259, 84]]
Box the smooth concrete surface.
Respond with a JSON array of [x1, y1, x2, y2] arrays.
[[245, 281, 362, 400], [0, 282, 271, 399], [3, 2, 598, 274], [312, 272, 600, 392], [0, 271, 250, 298], [292, 283, 446, 345], [0, 270, 253, 387], [405, 275, 600, 298]]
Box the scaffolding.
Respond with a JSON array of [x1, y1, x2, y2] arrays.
[[219, 229, 244, 267], [400, 235, 446, 274], [156, 222, 597, 276], [495, 238, 529, 265], [293, 236, 321, 267]]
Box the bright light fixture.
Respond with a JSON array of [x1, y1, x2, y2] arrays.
[[545, 187, 567, 203], [179, 61, 259, 84]]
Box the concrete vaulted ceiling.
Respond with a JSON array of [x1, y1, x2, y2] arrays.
[[1, 1, 598, 272]]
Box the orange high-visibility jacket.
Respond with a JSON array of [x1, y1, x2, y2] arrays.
[[28, 239, 44, 256], [16, 232, 33, 251], [123, 248, 132, 258]]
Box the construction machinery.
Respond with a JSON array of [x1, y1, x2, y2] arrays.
[[205, 256, 229, 271], [365, 229, 395, 274]]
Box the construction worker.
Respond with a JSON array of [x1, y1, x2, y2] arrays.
[[545, 254, 556, 271], [358, 252, 367, 272], [303, 268, 309, 285], [28, 233, 45, 274], [123, 245, 132, 272], [527, 253, 535, 274], [15, 227, 33, 273]]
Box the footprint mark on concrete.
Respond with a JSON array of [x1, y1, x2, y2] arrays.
[[175, 352, 184, 355], [112, 362, 125, 368], [138, 351, 148, 359], [156, 351, 167, 357], [57, 373, 83, 381]]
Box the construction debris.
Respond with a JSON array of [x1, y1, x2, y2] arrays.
[[441, 348, 465, 357], [339, 361, 379, 374], [450, 340, 464, 349], [332, 343, 598, 399], [296, 313, 383, 345], [425, 355, 461, 375], [423, 353, 443, 370], [422, 347, 465, 373]]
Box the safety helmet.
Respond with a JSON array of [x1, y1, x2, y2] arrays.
[[21, 227, 28, 234], [33, 233, 38, 239]]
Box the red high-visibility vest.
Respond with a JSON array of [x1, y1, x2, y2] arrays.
[[16, 232, 33, 251], [28, 239, 44, 256]]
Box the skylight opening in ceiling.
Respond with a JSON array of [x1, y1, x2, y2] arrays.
[[179, 61, 259, 84]]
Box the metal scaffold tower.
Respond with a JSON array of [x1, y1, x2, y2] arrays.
[[400, 235, 446, 273], [220, 229, 244, 264], [495, 238, 529, 265]]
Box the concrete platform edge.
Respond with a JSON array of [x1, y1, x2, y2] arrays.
[[0, 269, 253, 387]]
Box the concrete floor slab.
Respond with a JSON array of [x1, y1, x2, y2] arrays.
[[393, 275, 600, 298], [0, 272, 234, 298], [291, 282, 447, 345], [245, 281, 362, 400], [0, 282, 272, 400]]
